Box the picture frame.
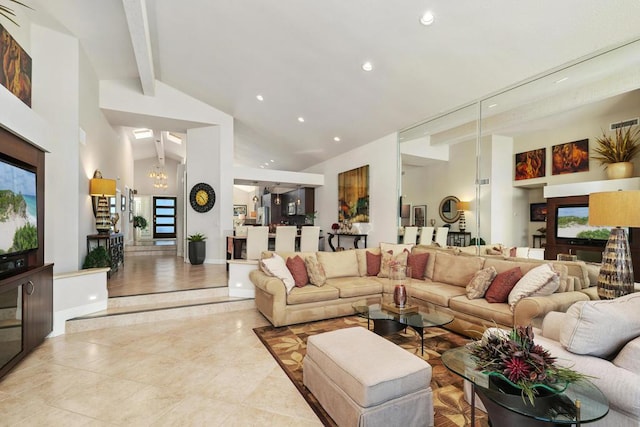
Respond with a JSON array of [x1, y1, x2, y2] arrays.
[[530, 203, 547, 222], [552, 139, 589, 175], [233, 204, 247, 216], [515, 148, 546, 180], [129, 188, 134, 211], [338, 165, 369, 223], [413, 205, 426, 227], [129, 211, 134, 223], [121, 194, 126, 211]]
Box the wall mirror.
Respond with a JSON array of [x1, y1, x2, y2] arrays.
[[439, 196, 460, 223]]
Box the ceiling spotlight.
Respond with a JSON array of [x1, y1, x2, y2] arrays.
[[334, 137, 341, 142], [555, 77, 569, 84], [270, 159, 274, 163], [260, 165, 265, 168], [420, 11, 435, 26], [487, 103, 498, 109], [256, 94, 264, 101], [362, 62, 373, 72], [298, 117, 305, 123]]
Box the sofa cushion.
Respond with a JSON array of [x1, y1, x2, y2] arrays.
[[305, 256, 327, 287], [325, 277, 383, 298], [317, 250, 360, 279], [466, 266, 497, 299], [449, 296, 514, 327], [432, 252, 485, 287], [355, 247, 380, 277], [286, 255, 309, 287], [286, 283, 340, 305], [365, 251, 382, 276], [261, 253, 296, 293], [612, 336, 640, 375], [409, 281, 467, 307], [407, 252, 429, 280], [411, 246, 438, 279], [560, 292, 640, 358], [378, 250, 409, 278], [507, 263, 560, 309], [485, 267, 522, 303]]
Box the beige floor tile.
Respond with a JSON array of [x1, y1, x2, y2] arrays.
[[221, 405, 324, 427], [15, 405, 110, 427], [152, 395, 241, 427], [248, 373, 322, 421]]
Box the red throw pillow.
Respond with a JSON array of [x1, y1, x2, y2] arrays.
[[407, 252, 429, 279], [286, 255, 309, 287], [485, 267, 523, 303], [366, 251, 382, 276]]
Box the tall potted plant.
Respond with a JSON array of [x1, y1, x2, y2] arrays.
[[133, 215, 147, 242], [592, 125, 640, 179], [187, 233, 207, 265]]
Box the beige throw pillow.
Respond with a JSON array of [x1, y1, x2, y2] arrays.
[[613, 336, 640, 375], [377, 250, 408, 278], [261, 253, 295, 294], [507, 263, 560, 310], [466, 266, 497, 299], [560, 292, 640, 358], [304, 256, 327, 287]]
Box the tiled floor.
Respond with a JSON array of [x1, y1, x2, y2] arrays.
[[0, 255, 322, 426]]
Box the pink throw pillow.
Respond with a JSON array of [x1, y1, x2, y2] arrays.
[[366, 251, 382, 276], [407, 252, 429, 279], [485, 267, 523, 303], [286, 255, 309, 287]]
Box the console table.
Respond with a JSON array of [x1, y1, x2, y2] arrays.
[[447, 231, 471, 247], [327, 233, 368, 251], [87, 233, 124, 277], [532, 234, 546, 248]]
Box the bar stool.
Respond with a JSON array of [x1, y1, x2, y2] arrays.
[[275, 226, 297, 252], [246, 226, 269, 260], [300, 226, 320, 252], [403, 226, 418, 245]]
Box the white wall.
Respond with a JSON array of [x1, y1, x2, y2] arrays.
[[305, 133, 399, 248]]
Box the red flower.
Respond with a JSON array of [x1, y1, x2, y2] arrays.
[[503, 357, 531, 383], [331, 223, 339, 230]]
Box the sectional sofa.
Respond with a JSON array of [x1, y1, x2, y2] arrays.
[[249, 244, 593, 336]]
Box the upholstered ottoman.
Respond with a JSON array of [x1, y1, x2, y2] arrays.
[[303, 327, 434, 427]]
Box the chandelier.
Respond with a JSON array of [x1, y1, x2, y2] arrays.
[[149, 165, 168, 189]]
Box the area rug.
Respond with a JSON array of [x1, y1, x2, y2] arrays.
[[253, 316, 489, 427]]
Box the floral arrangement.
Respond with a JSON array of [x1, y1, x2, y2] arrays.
[[468, 326, 588, 404]]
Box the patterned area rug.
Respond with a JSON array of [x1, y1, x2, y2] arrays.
[[253, 316, 489, 427]]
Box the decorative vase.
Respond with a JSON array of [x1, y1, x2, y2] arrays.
[[606, 161, 634, 179], [188, 241, 206, 265], [394, 284, 407, 308]]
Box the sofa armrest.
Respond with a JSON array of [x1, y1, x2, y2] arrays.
[[539, 311, 566, 341], [513, 291, 589, 327], [249, 270, 286, 302]]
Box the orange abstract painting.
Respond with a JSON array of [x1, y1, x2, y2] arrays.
[[515, 148, 545, 180], [0, 24, 32, 107]]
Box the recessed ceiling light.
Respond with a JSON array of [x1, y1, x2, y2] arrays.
[[298, 117, 305, 123], [555, 77, 569, 84], [260, 165, 265, 169], [334, 137, 341, 142], [256, 94, 264, 101], [488, 103, 498, 109], [264, 162, 269, 166], [420, 11, 435, 26], [270, 159, 274, 163], [132, 128, 153, 139], [362, 62, 373, 72]]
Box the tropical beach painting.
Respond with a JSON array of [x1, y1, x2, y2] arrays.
[[0, 160, 37, 254]]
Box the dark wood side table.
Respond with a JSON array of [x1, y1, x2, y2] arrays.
[[87, 233, 124, 278], [327, 233, 368, 251], [447, 231, 471, 247], [533, 234, 546, 248]]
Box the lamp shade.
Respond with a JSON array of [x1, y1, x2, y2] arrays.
[[457, 201, 470, 212], [89, 178, 116, 197], [589, 191, 640, 227]]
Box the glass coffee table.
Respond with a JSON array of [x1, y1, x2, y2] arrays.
[[352, 301, 454, 355], [441, 346, 609, 426]]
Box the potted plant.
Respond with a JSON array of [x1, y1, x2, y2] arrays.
[[133, 215, 147, 241], [82, 246, 111, 269], [592, 125, 640, 179], [187, 233, 207, 265], [468, 326, 589, 405]]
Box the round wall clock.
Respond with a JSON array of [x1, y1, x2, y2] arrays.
[[189, 183, 216, 212]]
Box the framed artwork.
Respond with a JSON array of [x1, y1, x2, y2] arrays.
[[413, 205, 426, 227], [129, 188, 134, 210], [338, 164, 369, 222], [233, 205, 247, 216], [552, 139, 589, 175], [129, 211, 134, 223], [0, 24, 32, 107], [530, 203, 547, 222], [515, 148, 546, 180], [121, 194, 126, 211]]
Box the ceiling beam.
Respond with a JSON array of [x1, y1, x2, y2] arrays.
[[122, 0, 156, 96], [155, 134, 165, 166]]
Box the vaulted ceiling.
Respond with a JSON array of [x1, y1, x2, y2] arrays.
[[35, 0, 640, 171]]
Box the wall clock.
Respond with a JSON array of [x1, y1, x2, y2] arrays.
[[189, 182, 216, 213]]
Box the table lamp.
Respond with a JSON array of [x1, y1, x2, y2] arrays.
[[588, 190, 640, 299], [89, 170, 117, 234], [457, 201, 470, 232]]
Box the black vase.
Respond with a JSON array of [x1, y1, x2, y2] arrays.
[[188, 241, 206, 265]]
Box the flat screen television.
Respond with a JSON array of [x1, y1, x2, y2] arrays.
[[0, 156, 38, 258], [555, 205, 622, 244]]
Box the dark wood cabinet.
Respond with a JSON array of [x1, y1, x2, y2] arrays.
[[87, 233, 124, 277], [0, 264, 53, 379]]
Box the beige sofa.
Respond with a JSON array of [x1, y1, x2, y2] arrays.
[[249, 246, 592, 336]]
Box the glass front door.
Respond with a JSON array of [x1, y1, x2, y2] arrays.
[[153, 196, 177, 238]]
